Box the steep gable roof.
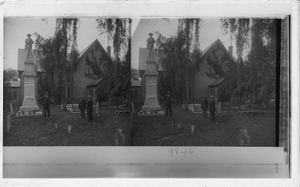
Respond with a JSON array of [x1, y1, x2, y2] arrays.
[[208, 78, 225, 88], [79, 39, 113, 65], [87, 78, 103, 88], [200, 39, 236, 65]]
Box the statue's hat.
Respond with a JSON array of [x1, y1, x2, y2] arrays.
[[149, 33, 153, 36], [27, 34, 31, 37]]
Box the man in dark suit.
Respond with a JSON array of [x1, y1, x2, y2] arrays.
[[42, 91, 50, 118], [209, 96, 216, 122], [79, 96, 86, 119], [201, 96, 208, 119], [86, 95, 93, 122], [164, 91, 172, 117]]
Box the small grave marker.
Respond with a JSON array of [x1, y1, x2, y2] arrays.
[[239, 129, 251, 146], [131, 102, 135, 115], [54, 123, 59, 129], [9, 103, 14, 115], [7, 112, 11, 133], [68, 125, 72, 134], [177, 122, 181, 128], [96, 102, 99, 114], [191, 125, 195, 134], [218, 102, 221, 113], [114, 129, 125, 146]]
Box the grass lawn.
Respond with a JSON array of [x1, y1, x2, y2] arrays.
[[131, 104, 276, 146], [3, 104, 130, 146]]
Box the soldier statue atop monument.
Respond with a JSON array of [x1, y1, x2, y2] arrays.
[[146, 33, 155, 59], [25, 34, 33, 60]]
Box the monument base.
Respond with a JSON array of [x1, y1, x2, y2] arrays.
[[139, 96, 164, 116], [20, 96, 40, 113], [16, 110, 43, 118], [138, 110, 165, 117]]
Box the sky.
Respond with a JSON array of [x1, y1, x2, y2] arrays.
[[131, 18, 235, 69], [4, 18, 235, 71], [3, 18, 112, 70]]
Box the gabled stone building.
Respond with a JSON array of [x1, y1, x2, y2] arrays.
[[17, 39, 113, 104], [138, 39, 236, 104], [70, 39, 113, 103], [192, 39, 236, 103]]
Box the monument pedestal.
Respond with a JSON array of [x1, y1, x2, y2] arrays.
[[138, 58, 164, 117], [17, 60, 42, 117]]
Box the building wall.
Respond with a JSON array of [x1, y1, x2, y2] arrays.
[[130, 86, 142, 103], [72, 45, 103, 102], [8, 87, 21, 104], [194, 45, 232, 104], [194, 58, 217, 102], [87, 87, 98, 103]]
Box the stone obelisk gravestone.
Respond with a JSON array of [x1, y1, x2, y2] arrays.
[[18, 34, 41, 116], [138, 33, 164, 116]]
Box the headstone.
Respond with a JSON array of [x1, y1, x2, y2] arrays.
[[140, 33, 164, 115], [20, 34, 40, 114], [177, 122, 181, 129], [239, 129, 251, 146], [7, 113, 11, 133], [68, 125, 72, 134], [96, 102, 99, 113], [54, 123, 58, 129], [131, 102, 135, 115], [218, 102, 221, 113], [9, 103, 14, 115], [191, 125, 195, 134], [114, 129, 125, 146]]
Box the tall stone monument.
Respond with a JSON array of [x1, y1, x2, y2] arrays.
[[139, 33, 164, 116], [19, 34, 40, 114]]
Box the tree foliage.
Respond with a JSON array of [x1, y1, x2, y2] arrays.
[[156, 19, 202, 104], [35, 18, 80, 105], [85, 18, 130, 107], [220, 18, 277, 108], [3, 69, 17, 109], [4, 69, 19, 81]]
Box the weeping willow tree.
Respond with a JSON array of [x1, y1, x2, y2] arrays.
[[35, 18, 80, 105], [85, 18, 130, 108], [155, 19, 202, 104], [220, 18, 277, 109]]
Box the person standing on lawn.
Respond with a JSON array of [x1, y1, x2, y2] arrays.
[[209, 95, 216, 122], [42, 91, 50, 118], [164, 91, 173, 117], [86, 95, 93, 123], [79, 96, 86, 119], [201, 96, 208, 119]]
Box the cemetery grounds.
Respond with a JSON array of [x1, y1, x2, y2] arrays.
[[3, 103, 130, 146], [131, 103, 276, 146]]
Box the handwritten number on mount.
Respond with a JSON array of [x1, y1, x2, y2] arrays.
[[168, 147, 193, 156]]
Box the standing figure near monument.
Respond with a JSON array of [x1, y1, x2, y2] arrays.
[[86, 95, 93, 123], [79, 96, 86, 119], [25, 34, 34, 60], [209, 96, 216, 122], [201, 96, 208, 119], [164, 91, 173, 117], [42, 91, 50, 118], [147, 33, 155, 59]]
